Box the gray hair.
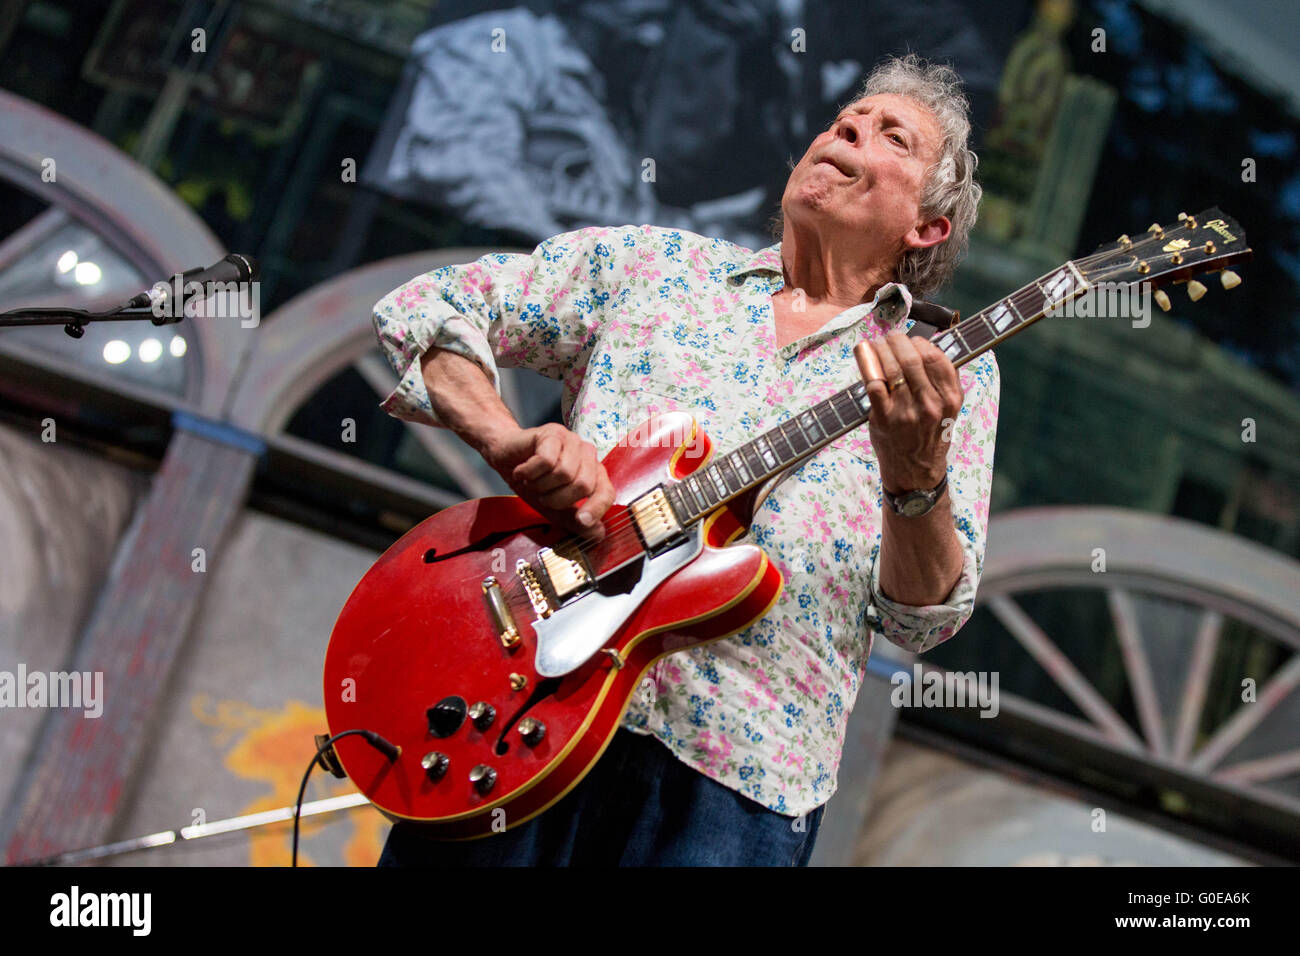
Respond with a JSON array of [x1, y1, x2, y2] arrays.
[[857, 54, 982, 299]]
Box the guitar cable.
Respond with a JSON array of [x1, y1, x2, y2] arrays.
[[292, 728, 399, 867]]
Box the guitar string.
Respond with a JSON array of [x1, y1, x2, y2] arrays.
[[515, 231, 1235, 567], [538, 240, 1231, 565]]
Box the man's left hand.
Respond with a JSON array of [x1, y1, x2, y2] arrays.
[[857, 332, 964, 494]]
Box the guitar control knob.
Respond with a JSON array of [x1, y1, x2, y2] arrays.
[[421, 751, 450, 781], [518, 717, 547, 746], [427, 696, 467, 737], [469, 764, 497, 794], [468, 701, 496, 730]]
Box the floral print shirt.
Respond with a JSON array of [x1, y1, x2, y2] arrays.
[[373, 224, 1000, 816]]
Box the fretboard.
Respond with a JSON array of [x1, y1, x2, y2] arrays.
[[663, 259, 1090, 526], [929, 260, 1086, 370], [663, 379, 874, 523]]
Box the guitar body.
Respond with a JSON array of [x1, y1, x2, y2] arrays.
[[323, 412, 782, 839]]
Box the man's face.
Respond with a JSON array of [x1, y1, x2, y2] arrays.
[[782, 93, 947, 259]]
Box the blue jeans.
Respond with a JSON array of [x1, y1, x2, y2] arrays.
[[377, 728, 824, 866]]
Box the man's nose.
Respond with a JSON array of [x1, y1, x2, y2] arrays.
[[834, 116, 863, 146]]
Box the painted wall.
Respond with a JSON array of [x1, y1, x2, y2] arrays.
[[0, 422, 145, 822]]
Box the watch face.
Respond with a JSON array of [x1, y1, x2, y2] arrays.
[[900, 494, 932, 516]]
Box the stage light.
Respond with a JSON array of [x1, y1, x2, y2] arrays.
[[139, 337, 163, 363], [56, 250, 78, 273], [103, 340, 130, 364], [73, 261, 102, 285]]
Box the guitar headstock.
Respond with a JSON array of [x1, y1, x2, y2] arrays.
[[1075, 207, 1253, 310]]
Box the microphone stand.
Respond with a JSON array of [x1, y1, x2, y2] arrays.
[[0, 304, 184, 338], [0, 254, 260, 336]]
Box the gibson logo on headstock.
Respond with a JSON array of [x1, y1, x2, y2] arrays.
[[1203, 218, 1238, 243]]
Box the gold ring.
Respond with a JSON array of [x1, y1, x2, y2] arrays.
[[888, 376, 906, 392]]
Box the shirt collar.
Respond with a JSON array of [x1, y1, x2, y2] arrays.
[[731, 242, 915, 331], [729, 243, 784, 280]]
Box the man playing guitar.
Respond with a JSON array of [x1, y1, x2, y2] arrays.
[[368, 53, 998, 866]]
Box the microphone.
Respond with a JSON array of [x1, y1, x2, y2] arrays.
[[123, 253, 259, 311]]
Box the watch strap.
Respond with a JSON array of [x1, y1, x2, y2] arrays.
[[882, 474, 948, 515]]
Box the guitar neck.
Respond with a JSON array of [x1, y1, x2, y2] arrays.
[[662, 261, 1087, 526], [663, 377, 876, 524]]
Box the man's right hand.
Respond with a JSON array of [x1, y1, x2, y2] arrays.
[[482, 423, 615, 541]]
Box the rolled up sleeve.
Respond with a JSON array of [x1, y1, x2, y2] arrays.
[[371, 226, 623, 428]]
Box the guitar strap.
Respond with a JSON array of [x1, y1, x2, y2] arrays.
[[906, 298, 961, 338]]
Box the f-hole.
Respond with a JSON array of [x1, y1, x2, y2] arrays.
[[495, 677, 562, 756]]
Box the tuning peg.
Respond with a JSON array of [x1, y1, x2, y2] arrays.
[[1187, 280, 1207, 302], [1220, 270, 1241, 290], [1177, 211, 1189, 220], [1154, 290, 1171, 311], [1148, 222, 1162, 232]]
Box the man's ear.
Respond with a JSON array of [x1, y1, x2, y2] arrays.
[[905, 214, 951, 251]]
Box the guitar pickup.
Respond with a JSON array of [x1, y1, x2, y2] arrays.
[[629, 487, 684, 554], [537, 546, 594, 601]]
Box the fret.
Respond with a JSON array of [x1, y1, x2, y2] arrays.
[[954, 319, 988, 352], [742, 443, 766, 481], [814, 401, 842, 438], [850, 382, 871, 416], [731, 448, 753, 484], [769, 425, 793, 462], [783, 418, 811, 456], [1024, 277, 1055, 317], [823, 394, 848, 430], [707, 466, 729, 500], [718, 456, 741, 492], [1015, 288, 1049, 324], [771, 421, 796, 461], [1036, 265, 1076, 305], [1021, 288, 1050, 319], [755, 435, 777, 469], [798, 410, 822, 444], [950, 325, 972, 355], [677, 476, 702, 516], [831, 391, 858, 429], [985, 300, 1018, 335], [933, 328, 962, 361], [687, 473, 714, 508], [664, 484, 687, 522], [963, 314, 1000, 351]]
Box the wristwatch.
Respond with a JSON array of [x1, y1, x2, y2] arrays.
[[882, 475, 948, 517]]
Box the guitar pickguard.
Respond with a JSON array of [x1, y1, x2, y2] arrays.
[[531, 525, 704, 677]]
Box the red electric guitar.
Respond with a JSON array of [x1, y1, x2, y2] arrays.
[[323, 210, 1250, 838]]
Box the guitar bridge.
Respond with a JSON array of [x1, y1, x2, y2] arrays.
[[537, 545, 593, 601], [517, 559, 553, 619]]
